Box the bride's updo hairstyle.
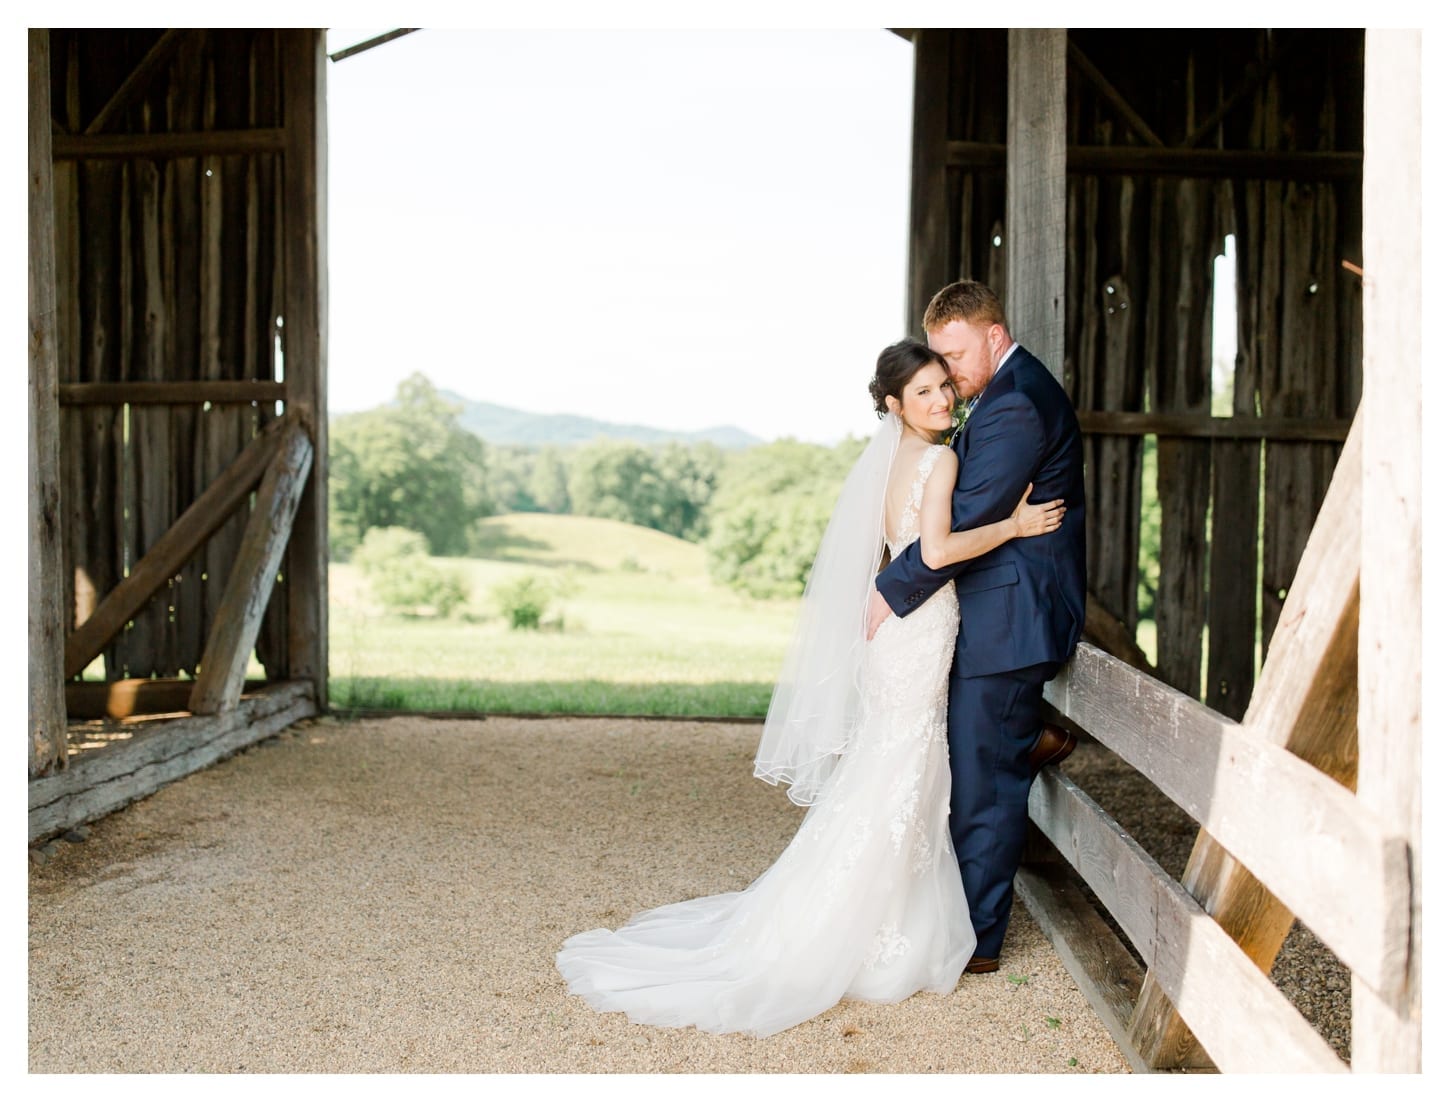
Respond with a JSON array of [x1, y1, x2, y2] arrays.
[[869, 340, 950, 418]]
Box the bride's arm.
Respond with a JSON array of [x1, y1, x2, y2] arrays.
[[917, 450, 1064, 570]]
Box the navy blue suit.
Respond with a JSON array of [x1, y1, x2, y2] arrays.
[[875, 345, 1086, 958]]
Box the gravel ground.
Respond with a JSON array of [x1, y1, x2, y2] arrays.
[[29, 715, 1133, 1075]]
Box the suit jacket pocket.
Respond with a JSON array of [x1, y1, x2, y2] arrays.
[[956, 561, 1019, 594]]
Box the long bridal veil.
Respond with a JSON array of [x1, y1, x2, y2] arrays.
[[752, 412, 902, 806]]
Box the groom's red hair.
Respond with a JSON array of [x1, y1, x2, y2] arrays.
[[923, 280, 1009, 333]]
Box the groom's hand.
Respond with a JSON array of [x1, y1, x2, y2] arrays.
[[865, 588, 893, 641]]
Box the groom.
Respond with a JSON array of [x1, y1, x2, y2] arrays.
[[867, 280, 1086, 973]]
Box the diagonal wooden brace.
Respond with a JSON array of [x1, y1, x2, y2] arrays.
[[188, 420, 313, 715], [1127, 412, 1363, 1068]]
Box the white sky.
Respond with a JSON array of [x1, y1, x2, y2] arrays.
[[325, 27, 914, 445]]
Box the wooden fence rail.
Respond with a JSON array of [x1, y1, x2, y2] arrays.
[[1030, 644, 1411, 1072]]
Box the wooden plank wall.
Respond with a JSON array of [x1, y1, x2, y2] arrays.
[[51, 29, 288, 684], [915, 29, 1364, 718]]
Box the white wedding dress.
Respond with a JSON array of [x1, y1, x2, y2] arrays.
[[556, 442, 974, 1037]]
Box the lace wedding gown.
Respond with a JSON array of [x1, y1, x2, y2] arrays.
[[556, 445, 974, 1037]]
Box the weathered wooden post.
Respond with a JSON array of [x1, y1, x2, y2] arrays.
[[906, 29, 951, 335], [1005, 28, 1066, 376], [281, 29, 330, 709], [1353, 26, 1421, 1073], [30, 28, 67, 777]]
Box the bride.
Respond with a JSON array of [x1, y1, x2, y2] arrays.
[[556, 340, 1066, 1037]]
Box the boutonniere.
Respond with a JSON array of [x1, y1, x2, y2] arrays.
[[944, 399, 971, 446]]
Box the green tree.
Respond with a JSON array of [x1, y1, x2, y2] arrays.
[[329, 373, 491, 556], [563, 439, 723, 540], [484, 443, 539, 514], [528, 445, 572, 514], [704, 436, 867, 599], [566, 440, 665, 531], [652, 441, 723, 541]]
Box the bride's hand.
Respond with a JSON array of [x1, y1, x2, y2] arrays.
[[1012, 483, 1066, 537]]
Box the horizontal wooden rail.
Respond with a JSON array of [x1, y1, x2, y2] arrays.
[[1028, 768, 1346, 1072], [1076, 411, 1352, 443], [946, 141, 1362, 180], [1044, 644, 1410, 997], [52, 128, 286, 161], [59, 381, 286, 406], [66, 677, 270, 720]]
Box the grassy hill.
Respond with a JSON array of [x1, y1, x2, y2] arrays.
[[466, 512, 709, 578], [330, 513, 798, 716]]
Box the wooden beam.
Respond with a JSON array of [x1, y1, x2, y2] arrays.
[[281, 30, 330, 710], [1066, 38, 1163, 148], [189, 423, 313, 714], [1125, 416, 1367, 1067], [946, 141, 1363, 181], [327, 28, 419, 63], [52, 128, 287, 161], [1006, 29, 1067, 376], [83, 29, 193, 135], [29, 681, 315, 843], [1015, 848, 1152, 1074], [66, 677, 270, 720], [1028, 768, 1346, 1073], [59, 380, 286, 406], [1077, 410, 1351, 442], [30, 29, 68, 778], [63, 413, 295, 678], [1046, 638, 1407, 994], [1353, 28, 1422, 1073], [906, 29, 951, 334]]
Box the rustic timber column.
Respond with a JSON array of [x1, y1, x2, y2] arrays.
[[1005, 29, 1066, 377], [281, 29, 329, 709], [1354, 28, 1421, 1073], [906, 29, 951, 335], [29, 29, 67, 777]]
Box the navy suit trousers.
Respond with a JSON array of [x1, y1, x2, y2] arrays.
[[947, 660, 1058, 960]]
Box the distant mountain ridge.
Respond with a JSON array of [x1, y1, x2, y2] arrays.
[[437, 390, 763, 449]]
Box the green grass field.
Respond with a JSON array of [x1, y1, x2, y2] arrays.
[[329, 513, 800, 716]]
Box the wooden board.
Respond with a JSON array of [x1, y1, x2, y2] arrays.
[[1027, 767, 1345, 1073], [907, 29, 950, 333], [189, 424, 313, 714], [1005, 29, 1066, 375], [66, 677, 268, 720], [1045, 642, 1406, 993], [58, 380, 286, 405], [1353, 28, 1422, 1073], [52, 127, 287, 160], [29, 681, 315, 843], [1015, 850, 1152, 1073], [30, 29, 68, 777], [280, 30, 329, 709]]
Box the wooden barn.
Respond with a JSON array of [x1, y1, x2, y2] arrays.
[[27, 27, 1420, 1072]]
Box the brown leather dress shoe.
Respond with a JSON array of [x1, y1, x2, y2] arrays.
[[1029, 723, 1077, 775], [965, 955, 1000, 974]]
